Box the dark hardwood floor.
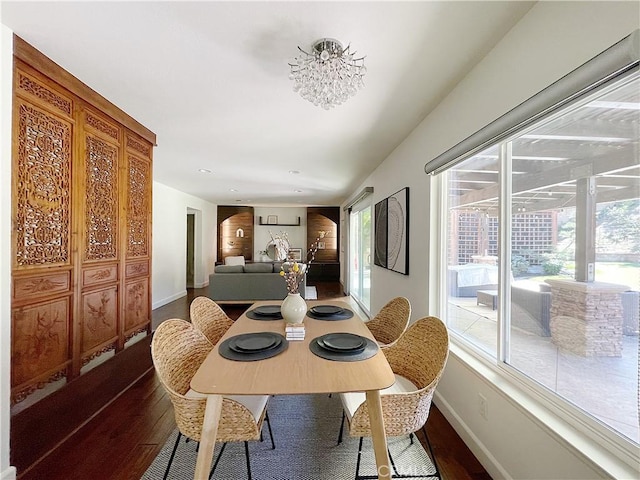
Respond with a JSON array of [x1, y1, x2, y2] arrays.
[[17, 283, 490, 480]]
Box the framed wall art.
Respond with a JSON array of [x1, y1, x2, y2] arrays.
[[374, 198, 387, 268], [374, 187, 409, 275], [288, 248, 303, 261]]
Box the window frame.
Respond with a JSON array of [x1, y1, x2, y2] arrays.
[[431, 68, 640, 470]]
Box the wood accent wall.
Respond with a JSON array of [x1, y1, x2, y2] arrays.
[[10, 36, 155, 406], [307, 207, 339, 263], [218, 206, 254, 261]]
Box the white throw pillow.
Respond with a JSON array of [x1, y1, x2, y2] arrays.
[[224, 256, 245, 266]]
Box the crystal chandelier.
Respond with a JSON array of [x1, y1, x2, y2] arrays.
[[288, 38, 366, 110]]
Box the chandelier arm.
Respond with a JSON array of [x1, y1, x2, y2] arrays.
[[337, 57, 362, 70], [296, 46, 314, 56], [291, 63, 311, 71]]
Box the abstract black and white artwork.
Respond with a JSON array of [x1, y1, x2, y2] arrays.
[[374, 198, 387, 268], [374, 188, 409, 275]]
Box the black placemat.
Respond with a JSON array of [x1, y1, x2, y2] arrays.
[[219, 332, 288, 361], [246, 305, 283, 320], [309, 333, 378, 362], [306, 306, 354, 321]]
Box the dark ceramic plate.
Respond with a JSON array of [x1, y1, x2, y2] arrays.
[[252, 305, 282, 316], [310, 305, 345, 316], [220, 333, 288, 362], [309, 334, 378, 362], [228, 333, 281, 353], [319, 333, 365, 352]]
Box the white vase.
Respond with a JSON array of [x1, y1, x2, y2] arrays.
[[281, 292, 307, 325]]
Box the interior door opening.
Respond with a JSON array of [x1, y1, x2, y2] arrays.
[[186, 213, 195, 288]]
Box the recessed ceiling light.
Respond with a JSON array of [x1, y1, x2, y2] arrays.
[[198, 168, 212, 173], [229, 188, 238, 192], [294, 189, 303, 193], [289, 170, 300, 174]]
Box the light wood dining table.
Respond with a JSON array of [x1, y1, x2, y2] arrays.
[[190, 299, 396, 480]]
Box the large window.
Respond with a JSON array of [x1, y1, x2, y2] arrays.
[[442, 70, 639, 447]]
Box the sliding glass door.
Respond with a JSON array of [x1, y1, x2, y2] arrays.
[[349, 202, 372, 315]]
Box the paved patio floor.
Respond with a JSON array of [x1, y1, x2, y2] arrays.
[[448, 297, 639, 444]]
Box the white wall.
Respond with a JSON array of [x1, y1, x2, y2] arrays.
[[342, 2, 639, 479], [0, 19, 16, 480], [152, 181, 217, 309], [253, 207, 307, 260]]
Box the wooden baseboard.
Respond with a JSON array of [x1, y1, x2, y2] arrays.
[[10, 334, 153, 475]]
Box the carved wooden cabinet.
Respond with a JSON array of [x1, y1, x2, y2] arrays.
[[10, 40, 154, 405]]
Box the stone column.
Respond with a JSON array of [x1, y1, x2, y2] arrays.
[[546, 279, 627, 357]]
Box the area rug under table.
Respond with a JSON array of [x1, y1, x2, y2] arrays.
[[142, 393, 437, 480]]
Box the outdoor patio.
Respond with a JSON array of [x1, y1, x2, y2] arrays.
[[448, 295, 639, 444]]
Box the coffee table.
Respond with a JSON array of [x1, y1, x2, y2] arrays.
[[477, 289, 498, 310]]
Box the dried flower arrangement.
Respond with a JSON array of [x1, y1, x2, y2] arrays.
[[279, 233, 323, 294]]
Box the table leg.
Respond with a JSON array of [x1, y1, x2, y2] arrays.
[[194, 394, 223, 479], [366, 390, 391, 480]]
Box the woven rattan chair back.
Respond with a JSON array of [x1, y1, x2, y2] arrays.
[[151, 318, 268, 442], [190, 296, 234, 345], [151, 319, 213, 440], [349, 316, 449, 438], [365, 296, 411, 346], [152, 319, 274, 478]]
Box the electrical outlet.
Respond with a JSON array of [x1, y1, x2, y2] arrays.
[[478, 393, 488, 420]]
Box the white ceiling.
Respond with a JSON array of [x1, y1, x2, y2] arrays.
[[2, 1, 534, 206]]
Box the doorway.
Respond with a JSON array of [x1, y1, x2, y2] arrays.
[[186, 213, 195, 288]]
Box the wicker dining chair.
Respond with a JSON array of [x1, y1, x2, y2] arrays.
[[190, 296, 234, 345], [365, 296, 411, 346], [151, 319, 274, 480], [337, 316, 449, 480]]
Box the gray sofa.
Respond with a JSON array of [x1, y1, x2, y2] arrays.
[[208, 262, 306, 302]]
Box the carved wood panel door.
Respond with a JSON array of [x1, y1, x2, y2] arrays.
[[77, 108, 122, 370], [11, 65, 75, 403], [122, 132, 152, 341], [10, 54, 154, 406]]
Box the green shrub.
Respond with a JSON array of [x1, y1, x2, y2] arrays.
[[511, 255, 530, 276], [541, 253, 564, 275]]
